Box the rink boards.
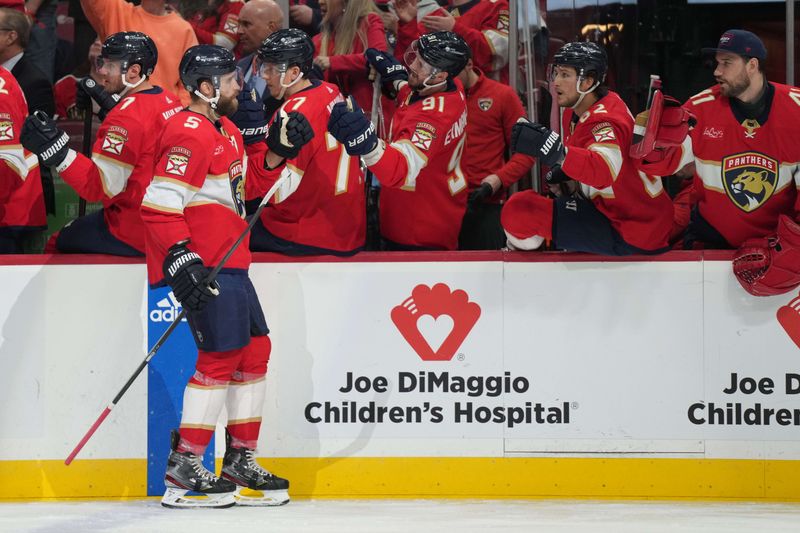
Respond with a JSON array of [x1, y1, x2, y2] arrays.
[[1, 251, 799, 500]]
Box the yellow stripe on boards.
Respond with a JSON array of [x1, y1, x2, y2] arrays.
[[3, 457, 800, 501]]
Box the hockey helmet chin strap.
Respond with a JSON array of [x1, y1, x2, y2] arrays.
[[194, 86, 222, 111], [277, 69, 304, 100], [570, 67, 600, 110]]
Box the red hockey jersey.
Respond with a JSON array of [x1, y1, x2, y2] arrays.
[[559, 90, 673, 251], [54, 74, 78, 120], [59, 87, 182, 252], [367, 80, 468, 249], [190, 0, 244, 56], [656, 83, 800, 247], [0, 67, 45, 231], [396, 0, 509, 82], [0, 67, 38, 220], [462, 69, 533, 202], [247, 81, 366, 253], [141, 112, 249, 285]]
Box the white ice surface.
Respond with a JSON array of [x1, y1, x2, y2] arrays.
[[2, 499, 800, 533]]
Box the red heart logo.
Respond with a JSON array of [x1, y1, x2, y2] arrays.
[[391, 283, 481, 361], [777, 294, 800, 350]]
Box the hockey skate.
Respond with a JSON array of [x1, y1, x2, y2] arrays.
[[161, 430, 237, 509], [221, 430, 290, 506]]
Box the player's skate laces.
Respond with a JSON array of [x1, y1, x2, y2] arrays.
[[221, 435, 290, 506], [161, 431, 236, 509]]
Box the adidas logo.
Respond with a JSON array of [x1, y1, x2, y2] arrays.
[[149, 292, 186, 323]]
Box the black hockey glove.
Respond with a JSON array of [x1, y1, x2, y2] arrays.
[[544, 164, 571, 185], [266, 108, 315, 160], [328, 97, 378, 157], [162, 244, 220, 313], [365, 48, 407, 100], [467, 183, 494, 211], [510, 120, 565, 167], [76, 77, 120, 121], [20, 111, 71, 168]]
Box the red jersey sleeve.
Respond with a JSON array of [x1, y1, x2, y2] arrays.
[[561, 116, 627, 190], [328, 14, 387, 75], [451, 0, 509, 74], [495, 90, 534, 187]]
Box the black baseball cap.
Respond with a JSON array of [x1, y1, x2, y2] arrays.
[[702, 29, 767, 61]]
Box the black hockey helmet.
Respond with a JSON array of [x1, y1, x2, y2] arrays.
[[257, 28, 314, 75], [179, 44, 237, 92], [101, 31, 158, 77], [552, 41, 608, 84], [415, 31, 471, 77]]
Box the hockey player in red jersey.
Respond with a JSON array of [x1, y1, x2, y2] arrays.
[[21, 32, 183, 255], [635, 30, 800, 295], [502, 42, 673, 255], [328, 31, 470, 250], [188, 0, 245, 56], [393, 0, 508, 82], [246, 28, 365, 256], [141, 44, 312, 508], [0, 66, 38, 228]]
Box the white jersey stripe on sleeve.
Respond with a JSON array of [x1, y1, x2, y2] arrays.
[[273, 164, 304, 204], [0, 144, 31, 180], [142, 175, 199, 213], [588, 143, 623, 180], [484, 30, 509, 70], [391, 139, 428, 190], [94, 153, 134, 198], [213, 33, 237, 50]]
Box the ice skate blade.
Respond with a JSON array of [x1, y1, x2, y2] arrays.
[[233, 487, 290, 507], [161, 487, 237, 509]]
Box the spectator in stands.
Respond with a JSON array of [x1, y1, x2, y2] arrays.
[[289, 0, 321, 38], [393, 0, 509, 82], [23, 0, 57, 83], [54, 38, 102, 120], [0, 7, 53, 115], [80, 0, 198, 104], [20, 32, 183, 256], [313, 0, 387, 119], [186, 0, 244, 56], [229, 0, 283, 147], [457, 57, 534, 250]]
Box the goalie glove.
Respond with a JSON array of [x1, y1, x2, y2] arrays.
[[630, 91, 696, 162], [732, 215, 800, 297], [162, 244, 220, 312]]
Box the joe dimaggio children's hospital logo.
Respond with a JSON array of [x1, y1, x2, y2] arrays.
[[391, 283, 481, 361]]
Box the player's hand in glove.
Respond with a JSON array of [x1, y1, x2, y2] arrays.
[[266, 108, 314, 160], [365, 48, 407, 99], [162, 244, 220, 313], [328, 97, 378, 157], [76, 77, 120, 121], [544, 164, 571, 185], [20, 111, 72, 167], [467, 183, 493, 211], [511, 120, 564, 167]]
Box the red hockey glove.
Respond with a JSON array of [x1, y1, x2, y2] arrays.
[[733, 215, 800, 296]]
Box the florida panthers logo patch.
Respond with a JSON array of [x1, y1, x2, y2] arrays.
[[229, 159, 245, 217], [591, 122, 616, 143], [497, 11, 509, 32], [411, 125, 436, 151], [165, 147, 191, 177], [0, 119, 13, 141], [722, 152, 778, 212], [477, 98, 493, 111], [223, 15, 239, 34], [101, 132, 126, 155]]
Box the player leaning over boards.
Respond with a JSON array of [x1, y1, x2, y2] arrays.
[[141, 44, 312, 508], [328, 31, 470, 251], [21, 32, 182, 255], [501, 42, 674, 255], [636, 30, 800, 296]]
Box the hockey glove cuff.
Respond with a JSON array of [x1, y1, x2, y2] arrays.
[[20, 111, 72, 168]]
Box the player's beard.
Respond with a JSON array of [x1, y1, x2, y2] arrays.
[[215, 94, 239, 117], [718, 70, 750, 99]]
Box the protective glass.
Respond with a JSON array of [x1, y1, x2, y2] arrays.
[[257, 60, 287, 79], [220, 67, 244, 89], [95, 56, 124, 74], [548, 64, 577, 82]]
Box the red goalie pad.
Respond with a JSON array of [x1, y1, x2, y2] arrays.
[[630, 91, 696, 161], [733, 215, 800, 297]]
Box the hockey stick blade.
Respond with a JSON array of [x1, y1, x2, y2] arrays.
[[65, 174, 289, 465]]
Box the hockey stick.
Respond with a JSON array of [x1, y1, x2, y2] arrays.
[[64, 171, 289, 465], [78, 108, 92, 217]]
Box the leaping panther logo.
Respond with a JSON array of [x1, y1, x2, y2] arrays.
[[722, 152, 778, 212]]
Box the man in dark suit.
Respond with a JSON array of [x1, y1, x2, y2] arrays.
[[0, 7, 52, 251], [0, 7, 54, 115]]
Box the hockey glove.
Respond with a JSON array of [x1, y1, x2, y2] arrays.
[[20, 111, 72, 168], [77, 77, 120, 121], [365, 48, 407, 99], [233, 89, 270, 145], [467, 183, 494, 211], [544, 164, 571, 185], [732, 215, 800, 297], [162, 244, 220, 313], [510, 120, 564, 168], [328, 97, 378, 157], [266, 108, 315, 160]]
